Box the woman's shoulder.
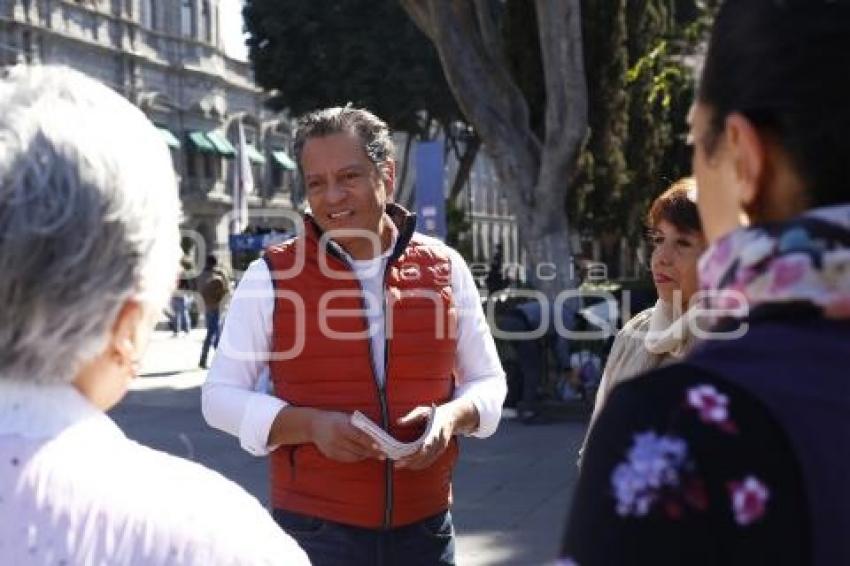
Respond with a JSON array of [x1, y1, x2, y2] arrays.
[[565, 363, 809, 563], [108, 441, 309, 564], [620, 306, 655, 334], [607, 307, 655, 351], [6, 426, 307, 565]]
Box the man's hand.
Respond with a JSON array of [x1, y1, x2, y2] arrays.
[[394, 400, 479, 471], [311, 411, 386, 463]]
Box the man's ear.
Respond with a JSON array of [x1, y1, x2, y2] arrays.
[[382, 160, 396, 202], [725, 113, 767, 212]]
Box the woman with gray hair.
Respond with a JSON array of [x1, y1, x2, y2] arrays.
[[0, 66, 308, 565]]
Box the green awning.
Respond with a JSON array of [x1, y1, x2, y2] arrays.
[[205, 131, 236, 157], [245, 144, 266, 164], [187, 131, 215, 153], [271, 150, 296, 170], [158, 127, 180, 149]]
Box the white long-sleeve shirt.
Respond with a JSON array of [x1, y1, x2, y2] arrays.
[[202, 236, 507, 456], [0, 380, 310, 566]]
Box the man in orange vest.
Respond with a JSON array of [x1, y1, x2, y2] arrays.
[[202, 106, 507, 565]]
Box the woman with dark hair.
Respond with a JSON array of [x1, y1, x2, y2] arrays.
[[577, 178, 706, 465], [562, 1, 850, 564]]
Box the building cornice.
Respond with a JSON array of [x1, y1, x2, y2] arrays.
[[0, 13, 262, 96]]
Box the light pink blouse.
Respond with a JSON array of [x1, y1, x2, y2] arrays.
[[0, 380, 309, 565]]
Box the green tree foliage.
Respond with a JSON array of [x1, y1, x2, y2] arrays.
[[244, 0, 483, 261], [243, 0, 463, 137], [569, 0, 713, 251], [571, 0, 630, 236]]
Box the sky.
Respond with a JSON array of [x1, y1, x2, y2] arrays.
[[220, 0, 249, 61]]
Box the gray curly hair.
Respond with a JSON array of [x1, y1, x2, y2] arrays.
[[0, 66, 182, 384], [293, 106, 396, 181]]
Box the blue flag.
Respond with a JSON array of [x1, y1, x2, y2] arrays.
[[414, 141, 446, 240]]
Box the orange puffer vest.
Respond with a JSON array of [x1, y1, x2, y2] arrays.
[[263, 205, 458, 529]]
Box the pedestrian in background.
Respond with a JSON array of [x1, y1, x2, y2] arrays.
[[198, 254, 230, 368], [563, 1, 850, 564], [169, 278, 191, 337], [0, 65, 308, 565]]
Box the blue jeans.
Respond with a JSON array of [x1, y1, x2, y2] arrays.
[[170, 295, 190, 335], [199, 309, 220, 366], [272, 509, 456, 566]]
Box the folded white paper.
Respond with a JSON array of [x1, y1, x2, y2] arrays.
[[350, 406, 436, 460]]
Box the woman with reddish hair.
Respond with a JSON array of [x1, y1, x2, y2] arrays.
[[578, 178, 706, 466]]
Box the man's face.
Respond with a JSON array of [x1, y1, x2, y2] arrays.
[[301, 132, 395, 259]]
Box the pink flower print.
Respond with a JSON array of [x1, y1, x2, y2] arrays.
[[688, 385, 728, 421], [770, 256, 809, 295], [699, 240, 734, 287], [711, 236, 734, 266], [686, 385, 739, 434], [711, 287, 749, 318], [734, 265, 760, 289], [728, 476, 770, 526]]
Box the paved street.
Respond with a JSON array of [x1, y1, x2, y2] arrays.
[[110, 329, 587, 565]]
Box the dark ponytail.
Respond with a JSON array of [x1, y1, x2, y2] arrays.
[[698, 0, 850, 207]]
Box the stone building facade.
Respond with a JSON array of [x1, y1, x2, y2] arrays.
[[0, 0, 298, 265], [0, 0, 533, 284]]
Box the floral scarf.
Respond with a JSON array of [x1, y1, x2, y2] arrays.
[[698, 204, 850, 319]]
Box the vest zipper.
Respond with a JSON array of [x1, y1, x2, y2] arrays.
[[380, 264, 393, 530], [357, 274, 393, 530], [321, 222, 410, 531], [340, 252, 394, 530], [289, 445, 298, 482]]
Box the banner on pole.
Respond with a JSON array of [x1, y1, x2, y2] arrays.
[[414, 140, 446, 241], [230, 121, 252, 235]]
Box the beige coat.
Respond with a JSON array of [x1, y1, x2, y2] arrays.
[[577, 300, 699, 466]]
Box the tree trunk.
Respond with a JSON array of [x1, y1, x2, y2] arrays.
[[395, 133, 415, 208], [400, 0, 588, 298], [448, 133, 481, 204]]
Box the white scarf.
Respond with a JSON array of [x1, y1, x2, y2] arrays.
[[643, 299, 699, 358]]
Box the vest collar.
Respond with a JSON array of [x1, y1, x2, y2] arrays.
[[303, 203, 417, 265]]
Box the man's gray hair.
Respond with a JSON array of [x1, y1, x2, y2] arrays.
[[0, 65, 182, 384], [293, 106, 395, 178]]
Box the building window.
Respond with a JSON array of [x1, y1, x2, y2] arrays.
[[181, 0, 194, 38], [204, 154, 217, 179], [271, 162, 283, 189], [202, 0, 212, 43], [242, 125, 257, 145], [22, 30, 32, 63], [141, 0, 156, 30], [186, 151, 196, 178], [214, 4, 221, 46]]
